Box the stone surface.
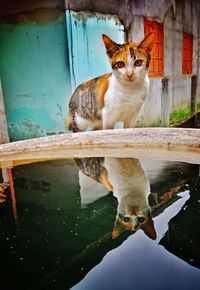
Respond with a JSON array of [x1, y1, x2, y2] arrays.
[[0, 128, 199, 165]]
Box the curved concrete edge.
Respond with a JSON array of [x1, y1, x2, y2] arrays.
[[0, 128, 199, 164]]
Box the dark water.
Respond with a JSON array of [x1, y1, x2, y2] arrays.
[[0, 157, 200, 290]]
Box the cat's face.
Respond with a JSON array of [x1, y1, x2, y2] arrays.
[[112, 207, 156, 240], [102, 33, 154, 83]]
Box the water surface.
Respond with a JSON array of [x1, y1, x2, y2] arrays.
[[0, 157, 200, 290]]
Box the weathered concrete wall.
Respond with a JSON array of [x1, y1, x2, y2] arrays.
[[172, 0, 190, 109], [138, 78, 162, 126], [192, 0, 200, 104], [126, 0, 200, 122], [65, 0, 175, 32], [135, 0, 197, 115], [0, 8, 72, 141], [171, 0, 200, 109], [66, 10, 124, 90], [164, 6, 174, 115]]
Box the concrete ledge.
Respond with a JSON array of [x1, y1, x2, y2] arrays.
[[0, 128, 199, 165]]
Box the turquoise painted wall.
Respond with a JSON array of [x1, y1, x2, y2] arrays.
[[0, 14, 72, 141], [66, 11, 125, 90], [0, 10, 124, 141]]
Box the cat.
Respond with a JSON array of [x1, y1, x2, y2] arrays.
[[66, 32, 154, 132], [75, 157, 156, 240]]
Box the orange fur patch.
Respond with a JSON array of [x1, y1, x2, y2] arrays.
[[95, 73, 110, 107], [101, 169, 113, 191], [112, 228, 121, 239]]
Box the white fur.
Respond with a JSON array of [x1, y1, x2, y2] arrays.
[[102, 74, 149, 129], [104, 158, 150, 201], [75, 112, 102, 131], [78, 170, 108, 206], [75, 112, 90, 131], [104, 157, 150, 230]]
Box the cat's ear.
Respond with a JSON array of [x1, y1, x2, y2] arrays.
[[138, 32, 155, 54], [112, 228, 121, 239], [102, 34, 121, 58], [140, 215, 157, 240], [112, 219, 124, 239]]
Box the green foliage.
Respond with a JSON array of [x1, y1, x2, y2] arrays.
[[170, 101, 200, 126], [169, 106, 191, 126], [136, 120, 162, 127], [149, 120, 162, 127], [137, 102, 200, 127]]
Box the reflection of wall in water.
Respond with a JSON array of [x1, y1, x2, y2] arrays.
[[160, 175, 200, 269], [13, 159, 80, 209]]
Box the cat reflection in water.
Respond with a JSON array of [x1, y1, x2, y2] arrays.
[[66, 32, 154, 132], [75, 157, 156, 240]]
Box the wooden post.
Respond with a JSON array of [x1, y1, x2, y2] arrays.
[[7, 168, 18, 224], [0, 79, 10, 183], [161, 78, 169, 127], [0, 80, 17, 223], [191, 75, 197, 116], [0, 79, 9, 144]]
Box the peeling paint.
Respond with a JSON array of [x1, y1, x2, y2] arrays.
[[71, 10, 119, 23], [66, 10, 124, 88], [0, 14, 72, 141], [56, 103, 63, 117]]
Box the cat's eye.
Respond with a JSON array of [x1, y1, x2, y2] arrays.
[[116, 61, 125, 68], [123, 216, 131, 222], [134, 59, 143, 67], [138, 216, 145, 223], [118, 213, 130, 222]]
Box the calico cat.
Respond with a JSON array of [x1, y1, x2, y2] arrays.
[[75, 157, 156, 240], [66, 32, 154, 132]]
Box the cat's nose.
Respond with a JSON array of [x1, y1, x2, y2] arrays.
[[126, 71, 134, 80]]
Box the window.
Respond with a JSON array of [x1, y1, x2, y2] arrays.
[[182, 33, 193, 75], [144, 18, 164, 77]]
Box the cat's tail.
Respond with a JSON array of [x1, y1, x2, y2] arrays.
[[65, 113, 80, 132]]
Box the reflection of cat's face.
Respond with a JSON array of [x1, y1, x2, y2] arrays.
[[112, 208, 156, 240], [76, 157, 157, 240]]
